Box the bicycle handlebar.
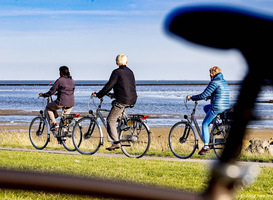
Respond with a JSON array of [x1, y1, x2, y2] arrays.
[[184, 96, 200, 112], [89, 92, 112, 112], [91, 92, 113, 99]]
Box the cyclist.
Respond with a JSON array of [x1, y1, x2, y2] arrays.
[[187, 66, 230, 155], [39, 66, 75, 130], [91, 54, 137, 151]]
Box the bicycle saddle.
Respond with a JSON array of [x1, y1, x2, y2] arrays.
[[165, 5, 273, 75]]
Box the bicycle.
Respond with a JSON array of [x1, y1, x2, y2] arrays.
[[29, 96, 81, 151], [168, 99, 232, 159], [71, 95, 151, 158]]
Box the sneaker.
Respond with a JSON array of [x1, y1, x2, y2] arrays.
[[198, 147, 210, 155], [106, 143, 121, 151], [50, 123, 59, 131]]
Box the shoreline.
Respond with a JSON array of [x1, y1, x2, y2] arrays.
[[0, 80, 242, 86]]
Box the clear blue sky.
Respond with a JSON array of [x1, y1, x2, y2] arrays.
[[1, 0, 273, 81]]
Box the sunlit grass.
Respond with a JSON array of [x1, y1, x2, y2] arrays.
[[0, 128, 272, 162], [0, 150, 208, 199], [0, 150, 273, 199]]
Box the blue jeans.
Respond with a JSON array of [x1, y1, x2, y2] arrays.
[[202, 105, 222, 144]]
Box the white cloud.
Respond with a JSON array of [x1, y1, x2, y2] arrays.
[[0, 9, 164, 17]]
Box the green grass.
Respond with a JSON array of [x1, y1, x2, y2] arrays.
[[0, 150, 208, 199], [1, 129, 273, 199], [1, 129, 273, 163], [0, 150, 273, 199], [0, 151, 209, 191]]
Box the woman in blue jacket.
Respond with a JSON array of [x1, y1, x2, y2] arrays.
[[187, 66, 230, 155]]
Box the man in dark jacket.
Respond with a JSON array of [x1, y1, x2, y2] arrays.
[[91, 54, 137, 151]]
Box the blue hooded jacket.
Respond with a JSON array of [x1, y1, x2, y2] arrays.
[[191, 73, 230, 111]]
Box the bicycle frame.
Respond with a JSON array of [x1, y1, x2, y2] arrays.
[[40, 96, 79, 140], [91, 97, 129, 132], [35, 111, 51, 140], [185, 101, 225, 146], [86, 98, 110, 146], [91, 98, 110, 129], [39, 97, 53, 139], [184, 101, 202, 144]]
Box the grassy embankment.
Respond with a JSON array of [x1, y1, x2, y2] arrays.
[[0, 127, 273, 199], [0, 127, 273, 162], [0, 150, 273, 200]]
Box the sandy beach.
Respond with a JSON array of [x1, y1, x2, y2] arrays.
[[151, 127, 273, 140], [0, 119, 272, 140], [0, 109, 273, 142]]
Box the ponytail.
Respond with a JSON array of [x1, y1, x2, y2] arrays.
[[59, 66, 72, 79]]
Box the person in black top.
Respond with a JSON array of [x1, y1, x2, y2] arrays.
[[91, 54, 137, 151], [39, 66, 75, 130]]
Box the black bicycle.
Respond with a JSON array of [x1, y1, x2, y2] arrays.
[[29, 96, 81, 151], [168, 99, 233, 159]]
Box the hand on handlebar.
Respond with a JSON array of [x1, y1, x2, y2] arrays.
[[107, 93, 115, 99], [38, 93, 45, 98], [91, 92, 114, 99], [205, 96, 211, 101], [91, 93, 97, 99], [39, 92, 51, 98]]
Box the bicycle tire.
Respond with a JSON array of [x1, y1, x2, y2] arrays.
[[29, 116, 49, 150], [168, 121, 197, 159], [211, 122, 228, 159], [59, 118, 79, 151], [120, 118, 150, 158], [72, 117, 102, 155]]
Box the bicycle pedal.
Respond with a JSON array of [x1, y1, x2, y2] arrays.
[[121, 126, 130, 131], [57, 139, 63, 144], [121, 144, 131, 147], [56, 135, 65, 139]]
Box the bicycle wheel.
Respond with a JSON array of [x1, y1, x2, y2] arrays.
[[29, 116, 49, 150], [60, 118, 80, 151], [120, 119, 150, 158], [168, 121, 197, 159], [72, 117, 102, 155], [211, 123, 228, 158]]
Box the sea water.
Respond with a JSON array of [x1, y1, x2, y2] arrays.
[[1, 80, 273, 128]]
